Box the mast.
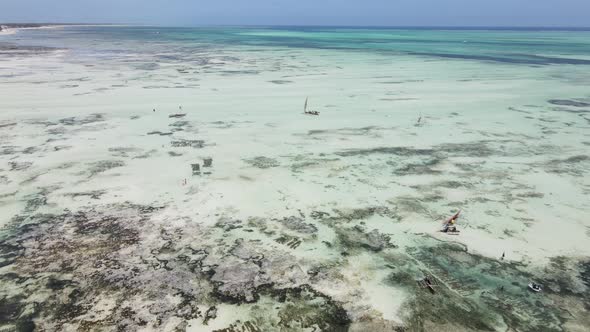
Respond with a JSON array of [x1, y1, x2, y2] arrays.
[[304, 97, 308, 112]]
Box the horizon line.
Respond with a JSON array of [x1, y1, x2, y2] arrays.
[[3, 22, 590, 30]]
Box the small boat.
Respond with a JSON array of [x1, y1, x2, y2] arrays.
[[528, 283, 542, 292], [441, 210, 461, 234], [303, 97, 320, 116], [417, 276, 437, 294]]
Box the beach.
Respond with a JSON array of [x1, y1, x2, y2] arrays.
[[0, 26, 589, 331]]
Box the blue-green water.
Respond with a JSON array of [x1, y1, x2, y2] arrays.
[[7, 26, 590, 65]]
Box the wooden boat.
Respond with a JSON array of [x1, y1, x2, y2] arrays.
[[528, 283, 542, 292], [303, 97, 320, 116], [417, 276, 438, 294], [441, 210, 461, 234]]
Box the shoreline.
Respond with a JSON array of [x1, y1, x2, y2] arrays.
[[0, 24, 65, 35], [0, 23, 130, 35]]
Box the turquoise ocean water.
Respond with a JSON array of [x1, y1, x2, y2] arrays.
[[8, 26, 590, 65]]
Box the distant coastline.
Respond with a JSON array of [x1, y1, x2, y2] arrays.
[[0, 23, 65, 35], [2, 23, 590, 32], [0, 23, 115, 35]]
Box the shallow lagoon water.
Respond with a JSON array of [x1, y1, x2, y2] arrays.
[[0, 26, 589, 331]]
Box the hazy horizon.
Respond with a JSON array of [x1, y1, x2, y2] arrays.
[[2, 23, 590, 30], [2, 0, 590, 28]]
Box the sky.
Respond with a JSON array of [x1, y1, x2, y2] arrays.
[[2, 0, 590, 27]]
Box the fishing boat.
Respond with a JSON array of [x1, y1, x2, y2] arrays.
[[417, 276, 438, 294], [441, 210, 461, 234], [528, 283, 542, 292], [303, 97, 319, 116]]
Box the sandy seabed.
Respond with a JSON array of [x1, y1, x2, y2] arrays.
[[0, 27, 589, 331]]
